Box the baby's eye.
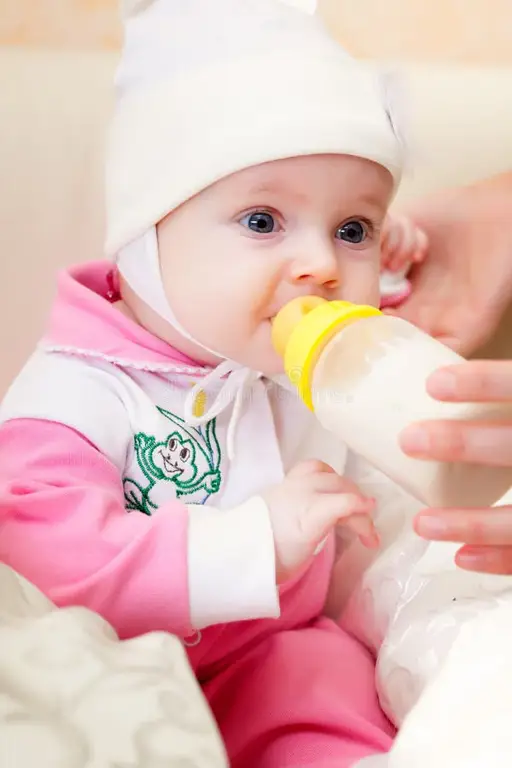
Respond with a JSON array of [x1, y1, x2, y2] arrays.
[[336, 219, 369, 245], [240, 211, 280, 234]]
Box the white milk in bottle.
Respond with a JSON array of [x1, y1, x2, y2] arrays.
[[272, 296, 512, 508]]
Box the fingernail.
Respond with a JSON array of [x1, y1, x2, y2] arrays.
[[457, 546, 481, 559], [399, 426, 430, 454], [361, 530, 381, 549], [455, 547, 486, 570], [355, 497, 376, 513], [342, 494, 373, 513], [414, 513, 449, 538], [427, 370, 457, 399]]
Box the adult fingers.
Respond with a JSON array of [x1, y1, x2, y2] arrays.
[[456, 544, 512, 575], [414, 506, 512, 546], [427, 360, 512, 403], [399, 419, 512, 466]]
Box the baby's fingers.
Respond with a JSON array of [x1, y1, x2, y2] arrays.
[[342, 512, 380, 549], [381, 215, 409, 270], [310, 493, 377, 547], [382, 216, 428, 272], [411, 226, 428, 262], [311, 472, 369, 496]]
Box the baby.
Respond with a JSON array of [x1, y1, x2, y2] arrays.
[[0, 1, 426, 766]]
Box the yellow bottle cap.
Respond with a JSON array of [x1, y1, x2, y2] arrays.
[[272, 296, 381, 410]]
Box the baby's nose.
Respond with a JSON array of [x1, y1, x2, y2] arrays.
[[290, 241, 339, 288]]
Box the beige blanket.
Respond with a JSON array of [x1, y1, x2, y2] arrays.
[[0, 563, 227, 767]]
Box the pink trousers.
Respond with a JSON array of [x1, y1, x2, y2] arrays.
[[203, 617, 395, 767]]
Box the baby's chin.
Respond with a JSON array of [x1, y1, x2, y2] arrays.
[[197, 324, 285, 375], [260, 325, 287, 376], [223, 334, 283, 376], [243, 345, 285, 377]]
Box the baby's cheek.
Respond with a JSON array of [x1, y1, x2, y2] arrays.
[[343, 257, 380, 306], [211, 301, 253, 349]]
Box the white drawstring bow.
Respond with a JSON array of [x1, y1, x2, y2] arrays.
[[184, 360, 263, 461]]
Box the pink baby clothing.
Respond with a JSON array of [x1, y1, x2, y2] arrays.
[[0, 261, 395, 766]]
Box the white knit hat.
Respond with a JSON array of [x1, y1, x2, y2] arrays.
[[105, 0, 403, 256]]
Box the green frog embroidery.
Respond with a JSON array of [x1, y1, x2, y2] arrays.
[[124, 407, 222, 514]]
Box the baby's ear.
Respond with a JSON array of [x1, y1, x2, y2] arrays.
[[120, 0, 154, 20], [279, 0, 318, 14]]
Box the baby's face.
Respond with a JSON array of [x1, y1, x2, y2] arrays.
[[156, 154, 393, 373]]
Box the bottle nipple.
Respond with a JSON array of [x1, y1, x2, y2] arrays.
[[272, 296, 382, 410], [272, 296, 327, 357]]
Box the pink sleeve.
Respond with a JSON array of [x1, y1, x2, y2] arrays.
[[0, 418, 193, 639]]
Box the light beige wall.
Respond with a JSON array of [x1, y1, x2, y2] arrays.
[[0, 0, 121, 49], [321, 0, 512, 64], [1, 0, 512, 64]]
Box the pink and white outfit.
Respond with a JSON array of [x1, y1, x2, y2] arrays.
[[1, 2, 509, 763], [0, 2, 421, 765], [0, 262, 395, 766]]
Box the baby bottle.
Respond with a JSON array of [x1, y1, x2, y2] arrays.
[[272, 296, 512, 508]]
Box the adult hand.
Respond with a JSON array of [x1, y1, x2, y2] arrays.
[[400, 360, 512, 574], [387, 172, 512, 356]]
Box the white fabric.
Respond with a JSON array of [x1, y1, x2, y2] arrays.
[[185, 362, 263, 461], [355, 757, 390, 768], [331, 456, 512, 732], [188, 497, 279, 628], [117, 228, 178, 336], [0, 350, 134, 469], [106, 0, 403, 254], [123, 0, 316, 18], [374, 541, 512, 726], [386, 595, 512, 767], [281, 0, 317, 11]]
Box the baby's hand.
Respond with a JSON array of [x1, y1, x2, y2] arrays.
[[379, 215, 428, 308], [262, 460, 379, 584], [381, 214, 428, 274]]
